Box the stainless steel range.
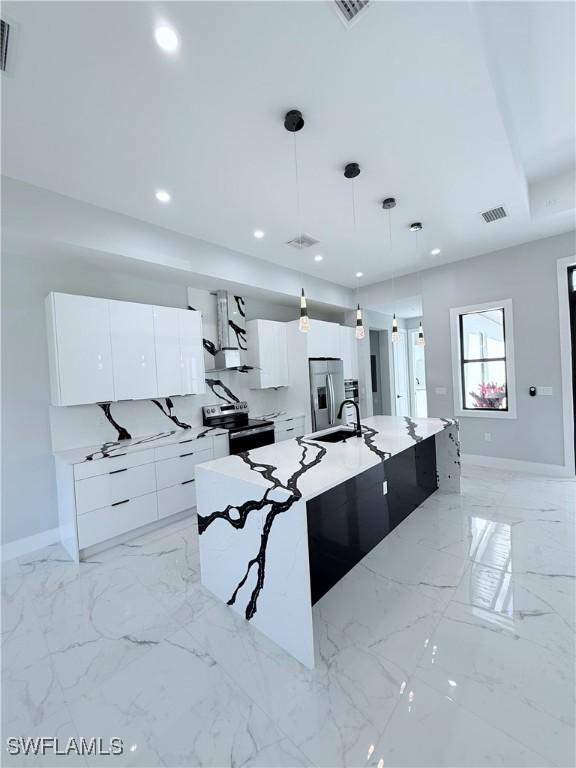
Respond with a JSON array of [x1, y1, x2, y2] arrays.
[[202, 402, 275, 455]]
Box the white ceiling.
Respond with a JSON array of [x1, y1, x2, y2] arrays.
[[2, 1, 574, 288]]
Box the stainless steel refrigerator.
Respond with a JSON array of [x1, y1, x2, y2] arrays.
[[309, 359, 345, 432]]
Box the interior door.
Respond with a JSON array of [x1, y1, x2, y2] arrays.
[[393, 329, 410, 416]]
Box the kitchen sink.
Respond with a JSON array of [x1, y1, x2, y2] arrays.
[[312, 428, 360, 443]]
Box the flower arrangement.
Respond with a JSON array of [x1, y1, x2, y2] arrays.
[[469, 381, 506, 409]]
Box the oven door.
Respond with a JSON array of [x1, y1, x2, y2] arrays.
[[229, 425, 275, 454]]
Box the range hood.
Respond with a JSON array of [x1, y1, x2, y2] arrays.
[[209, 291, 255, 372]]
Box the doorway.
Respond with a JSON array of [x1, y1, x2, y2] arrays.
[[409, 328, 428, 417], [393, 328, 410, 416], [369, 329, 392, 415]]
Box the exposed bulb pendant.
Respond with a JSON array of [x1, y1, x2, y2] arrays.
[[391, 313, 400, 344], [299, 288, 310, 333], [416, 320, 425, 346], [355, 304, 365, 340]]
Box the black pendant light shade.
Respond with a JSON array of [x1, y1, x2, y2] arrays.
[[284, 110, 305, 132], [382, 197, 397, 209], [344, 162, 361, 179], [410, 222, 423, 231], [355, 303, 365, 340]]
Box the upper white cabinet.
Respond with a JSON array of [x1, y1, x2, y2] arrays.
[[110, 300, 158, 401], [247, 319, 289, 388], [339, 325, 359, 380], [179, 309, 206, 395], [46, 293, 206, 406], [46, 293, 115, 406], [153, 305, 182, 397], [306, 320, 341, 359]]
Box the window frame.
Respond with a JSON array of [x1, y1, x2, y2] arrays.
[[450, 299, 517, 419]]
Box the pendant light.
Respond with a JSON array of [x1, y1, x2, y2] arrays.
[[285, 109, 309, 333], [410, 222, 426, 346], [344, 163, 365, 341], [383, 197, 400, 343]]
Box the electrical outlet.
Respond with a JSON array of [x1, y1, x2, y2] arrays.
[[382, 481, 388, 496], [484, 432, 491, 442], [538, 386, 553, 396], [435, 387, 447, 396]]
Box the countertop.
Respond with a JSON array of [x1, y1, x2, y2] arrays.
[[253, 411, 305, 424], [54, 424, 229, 465], [196, 415, 457, 502]]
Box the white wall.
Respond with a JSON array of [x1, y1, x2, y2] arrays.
[[1, 251, 325, 547], [360, 231, 576, 469]]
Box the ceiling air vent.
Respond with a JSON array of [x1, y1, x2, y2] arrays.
[[334, 0, 371, 26], [1, 20, 9, 72], [481, 205, 507, 223], [286, 233, 320, 249]]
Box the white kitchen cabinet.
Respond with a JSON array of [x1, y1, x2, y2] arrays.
[[274, 415, 305, 442], [46, 293, 115, 406], [307, 320, 341, 359], [47, 293, 207, 405], [339, 325, 359, 380], [247, 319, 289, 388], [109, 300, 158, 400], [179, 309, 206, 394], [153, 305, 182, 396], [152, 306, 205, 396]]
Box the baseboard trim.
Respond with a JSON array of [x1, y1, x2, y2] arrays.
[[462, 453, 574, 478], [1, 527, 60, 563]]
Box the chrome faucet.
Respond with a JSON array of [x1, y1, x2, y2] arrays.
[[337, 400, 362, 437]]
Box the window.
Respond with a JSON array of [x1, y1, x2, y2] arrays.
[[450, 300, 516, 419]]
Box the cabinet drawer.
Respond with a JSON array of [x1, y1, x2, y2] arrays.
[[74, 448, 156, 481], [275, 418, 305, 441], [157, 481, 196, 520], [77, 493, 158, 549], [155, 440, 212, 462], [155, 451, 211, 490], [75, 462, 156, 515]]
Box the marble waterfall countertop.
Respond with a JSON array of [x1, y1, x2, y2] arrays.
[[54, 424, 229, 465], [196, 415, 458, 503], [196, 415, 460, 668]]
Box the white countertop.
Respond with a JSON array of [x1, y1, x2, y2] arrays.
[[54, 424, 229, 465], [197, 415, 456, 501]]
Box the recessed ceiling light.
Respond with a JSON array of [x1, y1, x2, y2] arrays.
[[253, 230, 265, 239], [430, 248, 441, 256], [154, 25, 179, 54], [155, 189, 171, 204], [314, 254, 323, 262], [355, 271, 363, 278]]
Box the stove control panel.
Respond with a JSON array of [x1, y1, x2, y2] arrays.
[[203, 401, 249, 419]]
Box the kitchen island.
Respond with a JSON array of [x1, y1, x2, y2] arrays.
[[196, 415, 460, 668]]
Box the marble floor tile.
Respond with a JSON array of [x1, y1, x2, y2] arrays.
[[453, 560, 575, 657], [368, 675, 551, 767], [314, 562, 444, 674], [415, 599, 575, 766], [68, 627, 309, 767]]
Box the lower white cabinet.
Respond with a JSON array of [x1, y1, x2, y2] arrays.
[[275, 416, 305, 442], [56, 432, 229, 559], [77, 493, 158, 550], [157, 482, 196, 520]]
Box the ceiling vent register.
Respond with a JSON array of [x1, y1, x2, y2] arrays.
[[334, 0, 371, 26], [1, 20, 9, 72], [286, 233, 320, 249], [481, 206, 507, 223]]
